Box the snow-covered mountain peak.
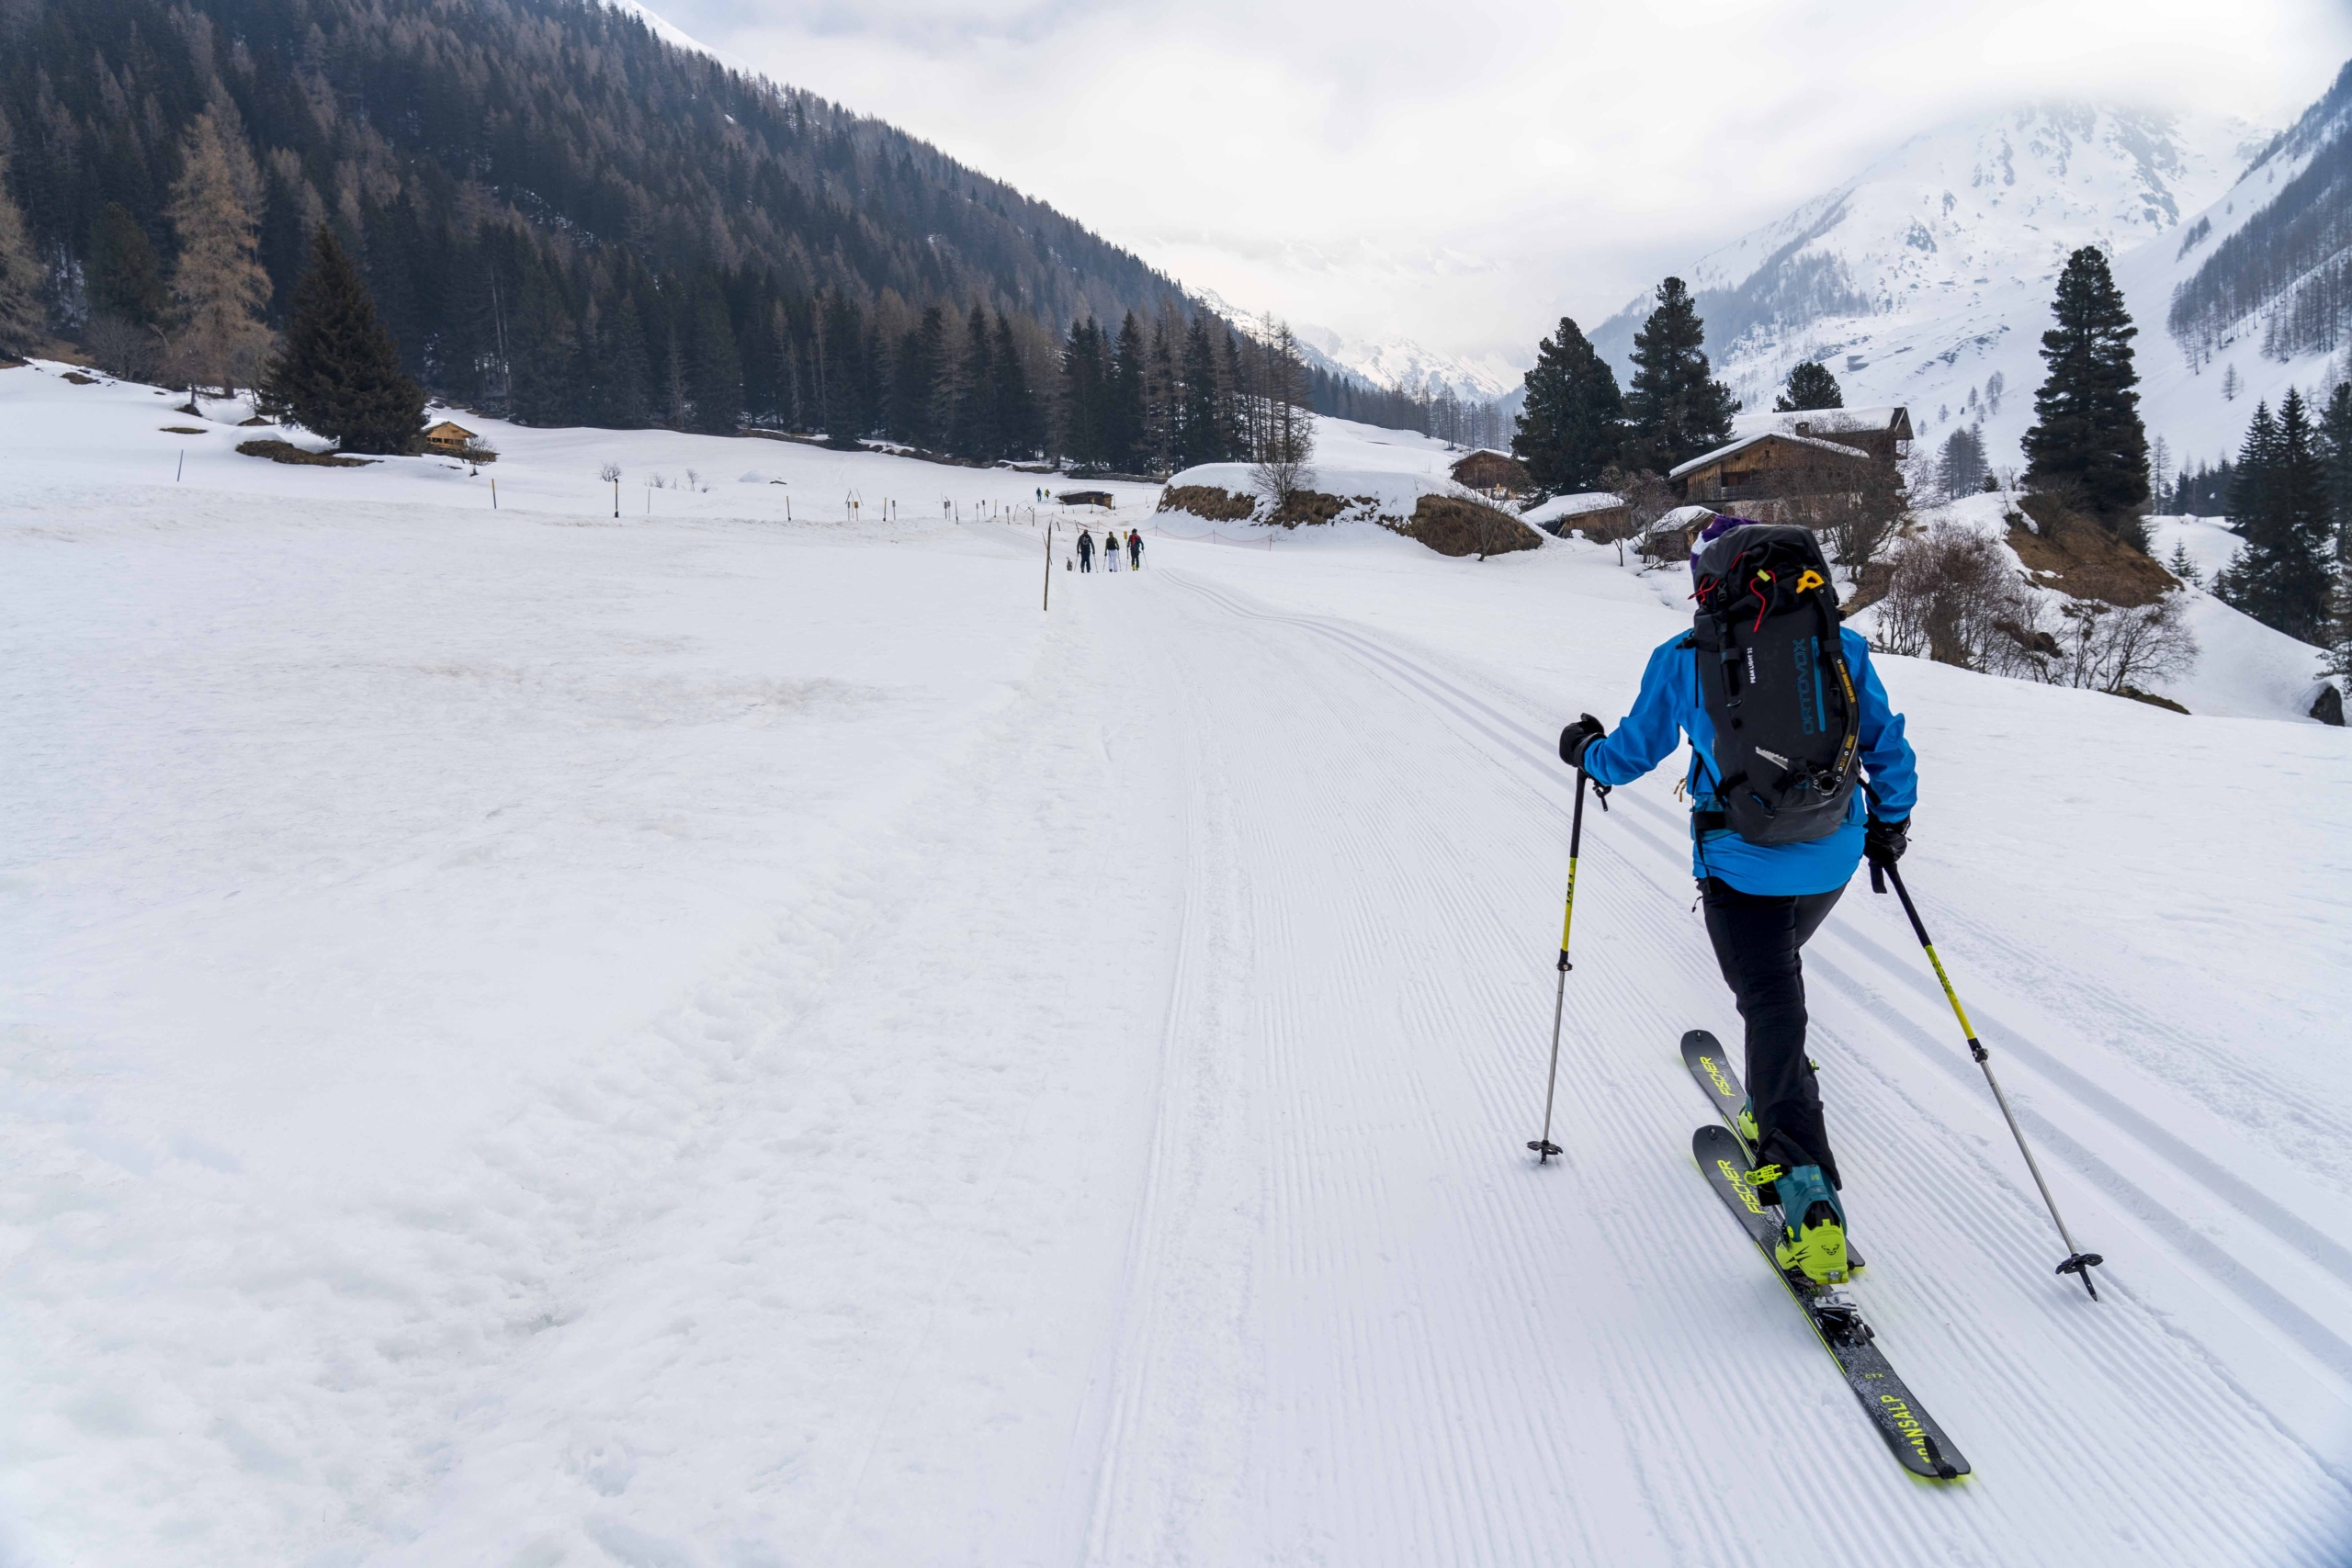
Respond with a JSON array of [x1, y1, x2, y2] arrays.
[[1192, 288, 1520, 402]]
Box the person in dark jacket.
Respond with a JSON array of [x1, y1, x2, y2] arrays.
[[1076, 529, 1094, 572], [1559, 515, 1918, 1285], [1127, 529, 1144, 569]]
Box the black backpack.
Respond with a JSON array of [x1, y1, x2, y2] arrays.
[[1688, 525, 1861, 846]]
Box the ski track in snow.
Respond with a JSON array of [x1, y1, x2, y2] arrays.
[[6, 378, 2351, 1562], [1080, 565, 2351, 1565]]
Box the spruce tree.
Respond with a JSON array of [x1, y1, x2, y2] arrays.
[[2022, 245, 2150, 532], [2216, 393, 2333, 641], [0, 148, 47, 358], [1510, 316, 1623, 496], [2318, 380, 2352, 557], [952, 305, 997, 460], [598, 296, 653, 427], [992, 311, 1040, 460], [87, 202, 167, 327], [1775, 359, 1843, 412], [260, 224, 425, 453], [1107, 311, 1147, 472], [684, 279, 741, 434], [1178, 314, 1222, 466], [1059, 317, 1109, 469], [1623, 277, 1736, 473]]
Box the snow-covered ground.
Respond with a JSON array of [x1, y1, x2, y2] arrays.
[[6, 366, 2351, 1564]]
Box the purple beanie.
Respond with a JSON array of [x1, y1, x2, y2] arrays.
[[1690, 513, 1760, 577]]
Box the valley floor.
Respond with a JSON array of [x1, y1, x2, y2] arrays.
[[5, 370, 2350, 1565]]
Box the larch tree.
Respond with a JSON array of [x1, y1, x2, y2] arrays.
[[0, 148, 45, 358], [166, 111, 273, 396], [1775, 359, 1843, 412], [1623, 277, 1737, 474], [1510, 316, 1623, 497], [2022, 245, 2150, 536], [260, 224, 424, 453]]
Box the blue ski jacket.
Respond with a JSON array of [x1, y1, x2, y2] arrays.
[[1579, 626, 1918, 897]]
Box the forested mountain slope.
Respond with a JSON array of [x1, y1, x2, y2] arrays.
[[0, 0, 1203, 432]]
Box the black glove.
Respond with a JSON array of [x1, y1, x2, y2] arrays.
[[1864, 816, 1909, 868], [1558, 713, 1606, 771]]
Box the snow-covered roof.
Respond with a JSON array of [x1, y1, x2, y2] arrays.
[[1642, 504, 1719, 537], [1728, 405, 1911, 442], [1520, 491, 1625, 525], [1668, 430, 1872, 481]]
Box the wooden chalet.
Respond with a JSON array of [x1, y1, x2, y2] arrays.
[[1057, 490, 1115, 509], [1726, 404, 1913, 462], [423, 419, 478, 454], [1669, 432, 1875, 523], [1449, 448, 1532, 497]]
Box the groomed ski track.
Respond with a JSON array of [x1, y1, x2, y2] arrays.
[[1072, 555, 2350, 1566], [6, 454, 2349, 1564]]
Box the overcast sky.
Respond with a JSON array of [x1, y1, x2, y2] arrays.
[[639, 0, 2352, 364]]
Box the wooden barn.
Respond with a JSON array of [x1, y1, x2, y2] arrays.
[[423, 420, 478, 455], [1057, 490, 1115, 509], [1449, 448, 1532, 498]]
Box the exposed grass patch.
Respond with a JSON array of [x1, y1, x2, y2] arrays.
[[1391, 494, 1540, 558], [1158, 484, 1255, 522], [159, 425, 208, 434], [2009, 495, 2177, 607], [236, 438, 374, 468]]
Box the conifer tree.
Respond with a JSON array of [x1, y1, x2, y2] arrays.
[[952, 305, 997, 460], [890, 306, 944, 448], [2022, 245, 2150, 533], [1107, 311, 1147, 472], [684, 279, 742, 434], [1059, 317, 1109, 469], [598, 296, 653, 427], [87, 201, 167, 328], [2318, 380, 2352, 556], [1178, 314, 1222, 467], [992, 311, 1040, 460], [1510, 315, 1622, 496], [165, 111, 273, 395], [2216, 392, 2333, 641], [1775, 359, 1843, 412], [0, 148, 49, 357], [1145, 315, 1178, 474], [1623, 277, 1736, 473], [260, 224, 424, 453]]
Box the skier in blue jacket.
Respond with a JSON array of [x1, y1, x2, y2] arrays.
[[1559, 515, 1918, 1285]]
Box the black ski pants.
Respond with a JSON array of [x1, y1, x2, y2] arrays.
[[1701, 876, 1845, 1188]]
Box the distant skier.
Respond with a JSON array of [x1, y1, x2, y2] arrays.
[[1559, 516, 1917, 1288], [1104, 531, 1121, 570], [1127, 529, 1143, 569], [1077, 530, 1094, 572]]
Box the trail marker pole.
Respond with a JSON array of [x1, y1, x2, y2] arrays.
[[1043, 521, 1054, 611]]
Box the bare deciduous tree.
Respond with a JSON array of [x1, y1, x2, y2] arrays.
[[1870, 522, 2040, 670]]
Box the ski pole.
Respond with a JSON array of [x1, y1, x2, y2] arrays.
[[1872, 858, 2105, 1300], [1530, 769, 1607, 1165]]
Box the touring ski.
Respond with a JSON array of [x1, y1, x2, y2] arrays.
[[1681, 1028, 1866, 1271], [1690, 1123, 1969, 1480], [1680, 1028, 1750, 1154]]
